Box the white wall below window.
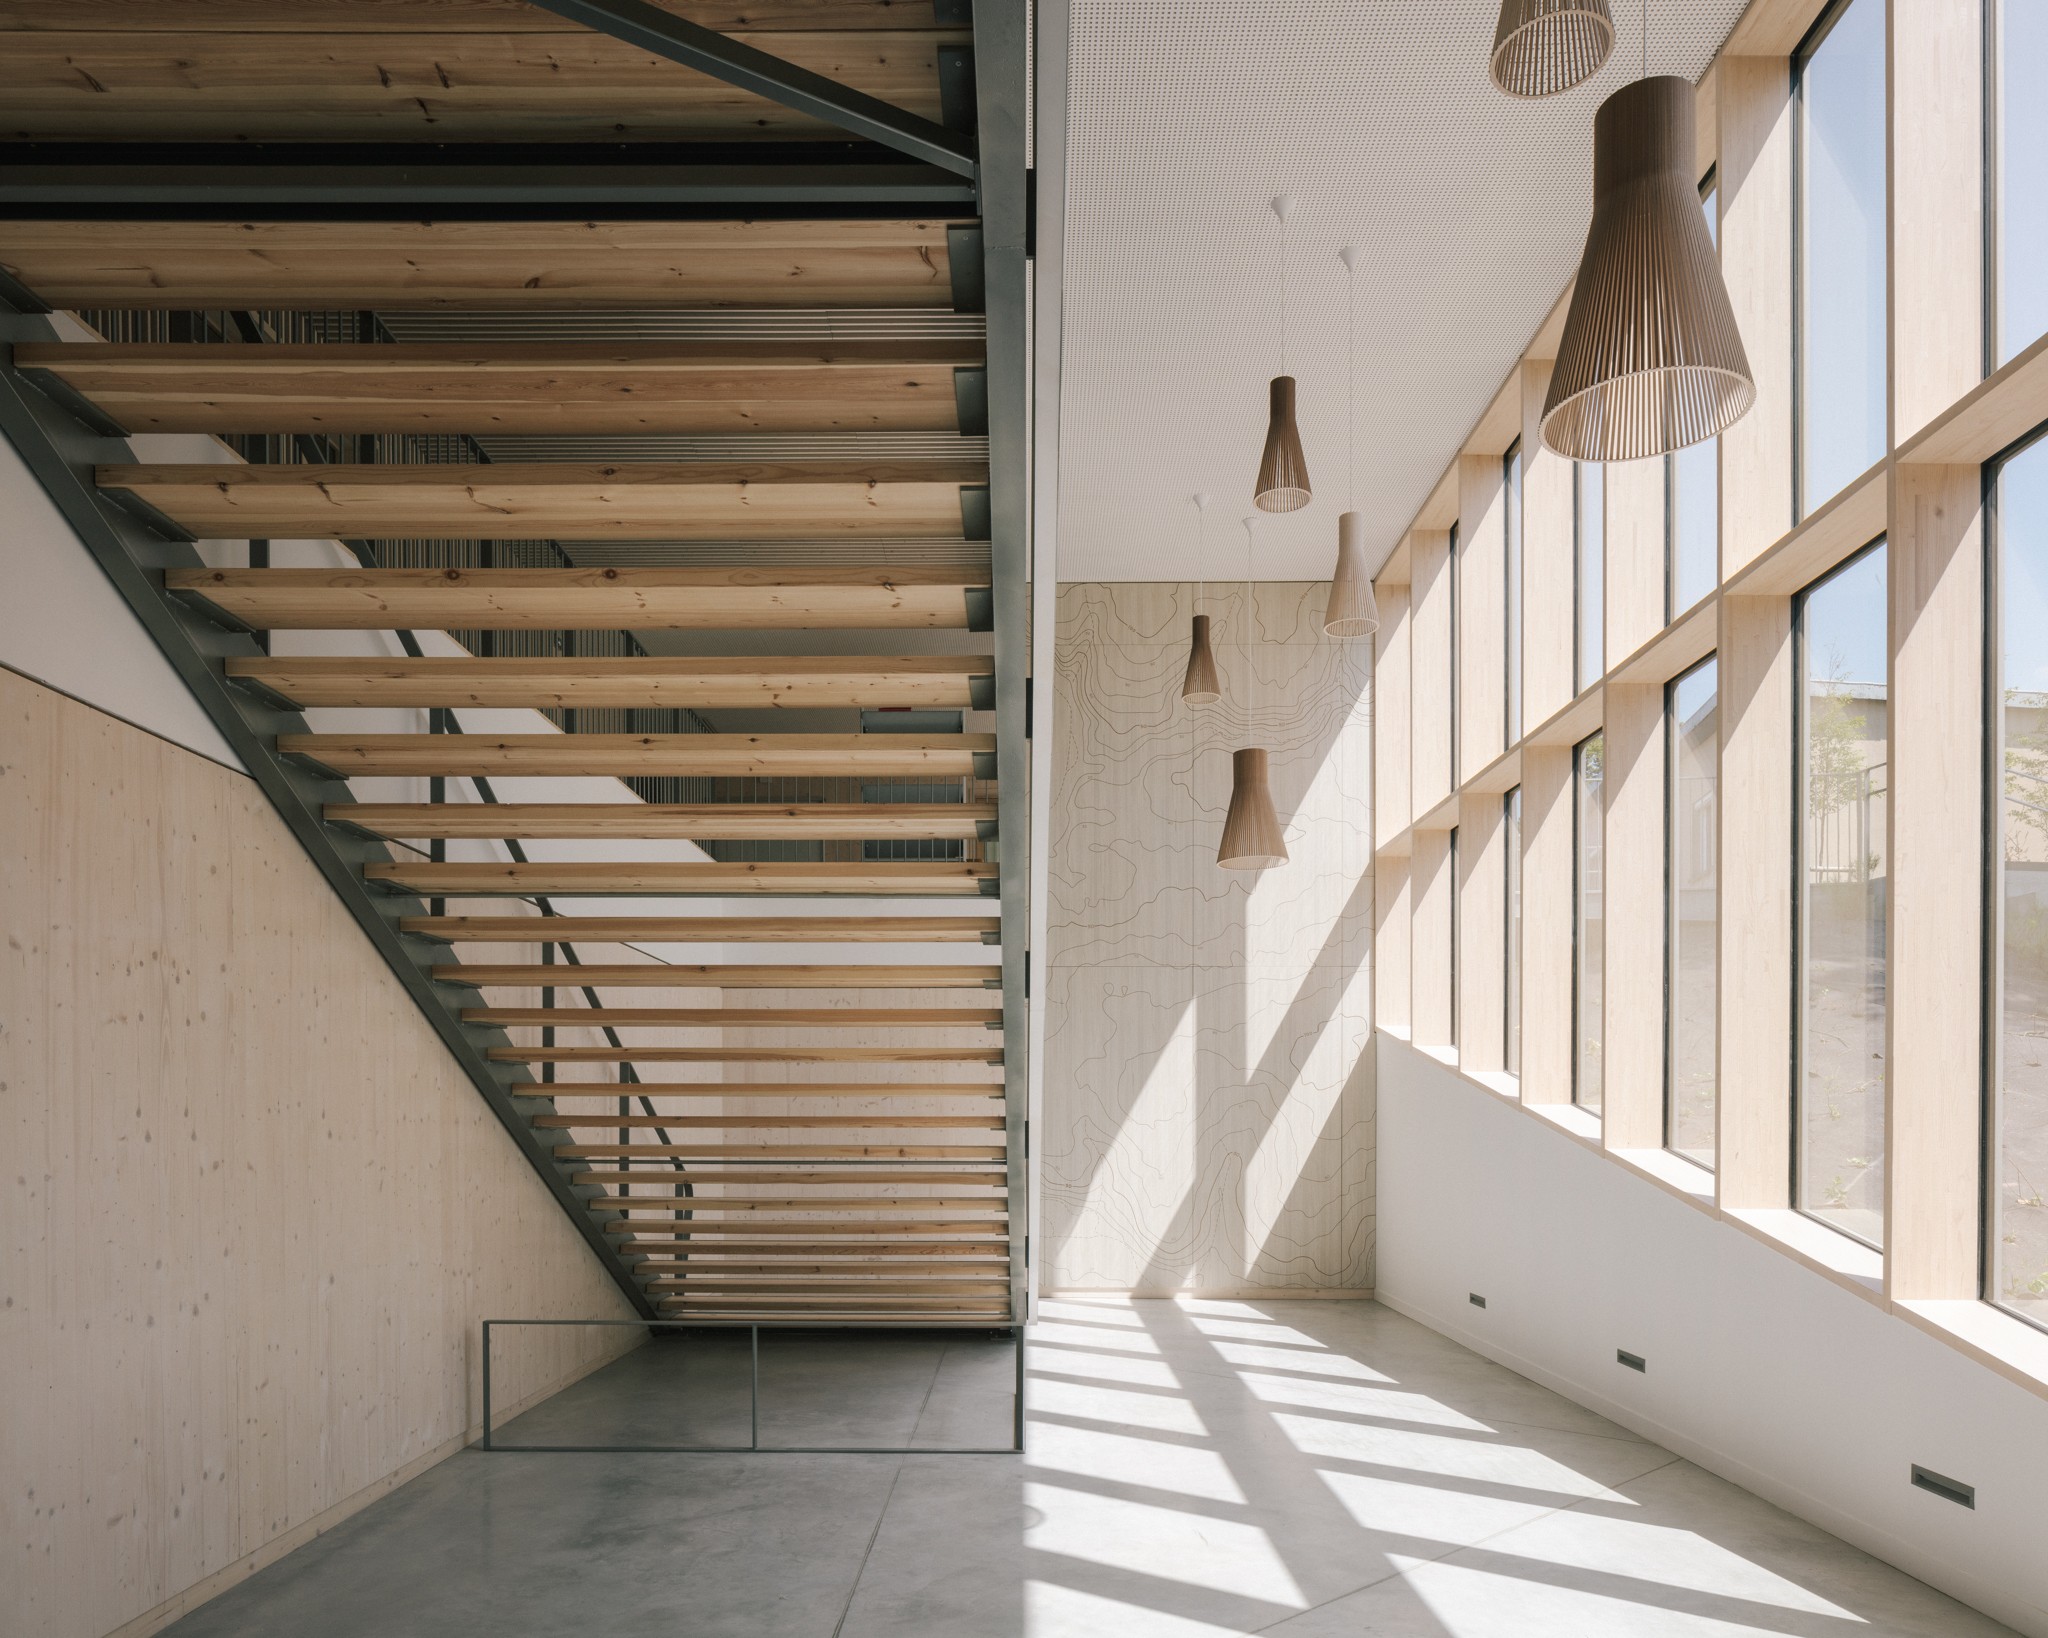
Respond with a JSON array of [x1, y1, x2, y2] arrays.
[[1376, 1033, 2048, 1638]]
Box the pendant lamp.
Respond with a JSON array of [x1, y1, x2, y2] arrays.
[[1218, 517, 1289, 870], [1489, 0, 1615, 98], [1325, 247, 1380, 639], [1182, 493, 1222, 704], [1540, 72, 1754, 461], [1254, 196, 1311, 513]]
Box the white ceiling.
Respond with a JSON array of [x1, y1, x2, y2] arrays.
[[1053, 0, 1749, 581]]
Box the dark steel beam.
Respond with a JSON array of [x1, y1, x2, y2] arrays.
[[522, 0, 978, 179], [0, 143, 975, 218]]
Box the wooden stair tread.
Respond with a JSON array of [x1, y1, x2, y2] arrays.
[[402, 915, 1000, 942], [468, 1005, 1000, 1026], [571, 1169, 1003, 1184], [104, 462, 985, 540], [448, 964, 1000, 988], [243, 654, 991, 710], [563, 1144, 1003, 1159], [498, 1045, 1003, 1062], [342, 804, 996, 841], [385, 862, 998, 898], [596, 1219, 1006, 1233], [613, 1240, 1006, 1255], [288, 731, 992, 778], [629, 1260, 1010, 1275], [572, 1191, 1002, 1206], [0, 219, 963, 311], [551, 1117, 1005, 1132], [19, 341, 982, 435], [647, 1281, 1008, 1295], [0, 3, 959, 34], [170, 566, 983, 630], [527, 1083, 1002, 1098], [0, 29, 960, 146]]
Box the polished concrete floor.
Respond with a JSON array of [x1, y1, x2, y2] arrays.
[[160, 1299, 2016, 1638]]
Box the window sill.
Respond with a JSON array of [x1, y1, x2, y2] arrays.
[[1610, 1146, 1716, 1208], [1722, 1207, 1885, 1298], [1892, 1300, 2048, 1400], [1525, 1099, 1603, 1145]]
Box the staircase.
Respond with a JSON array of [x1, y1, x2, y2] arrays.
[[0, 0, 1029, 1329]]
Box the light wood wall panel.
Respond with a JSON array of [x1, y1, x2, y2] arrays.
[[1411, 530, 1454, 811], [1718, 53, 1796, 572], [1411, 827, 1454, 1049], [1606, 457, 1667, 665], [1718, 594, 1795, 1205], [1886, 465, 1985, 1298], [1889, 0, 1985, 445], [0, 669, 640, 1638], [1521, 361, 1576, 728], [1373, 578, 1413, 849], [1519, 745, 1574, 1103], [1045, 583, 1374, 1294], [1458, 455, 1507, 783], [1374, 852, 1412, 1035], [1456, 792, 1506, 1073], [1601, 683, 1666, 1150]]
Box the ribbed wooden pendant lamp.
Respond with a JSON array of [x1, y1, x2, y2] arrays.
[[1489, 0, 1615, 98], [1181, 493, 1222, 704], [1539, 8, 1753, 461], [1218, 516, 1288, 870], [1253, 195, 1311, 513], [1324, 247, 1380, 639]]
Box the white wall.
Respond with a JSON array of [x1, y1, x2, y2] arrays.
[[1376, 1033, 2048, 1638]]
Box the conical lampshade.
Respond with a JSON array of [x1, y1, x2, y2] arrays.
[[1324, 511, 1380, 638], [1489, 0, 1615, 98], [1181, 613, 1222, 704], [1541, 75, 1755, 463], [1254, 376, 1311, 513], [1218, 748, 1288, 870]]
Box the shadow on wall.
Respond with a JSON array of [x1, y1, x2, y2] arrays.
[[1044, 582, 1376, 1295]]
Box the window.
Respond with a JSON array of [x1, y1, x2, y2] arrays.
[[1449, 824, 1461, 1052], [1667, 657, 1719, 1166], [1668, 182, 1721, 616], [1505, 787, 1522, 1077], [1506, 442, 1523, 742], [1795, 0, 1888, 515], [1992, 0, 2048, 366], [1576, 463, 1604, 694], [1991, 427, 2048, 1330], [1573, 732, 1605, 1114], [1795, 541, 1889, 1246]]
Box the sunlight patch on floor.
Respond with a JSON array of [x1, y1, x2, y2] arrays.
[[1026, 1482, 1307, 1606]]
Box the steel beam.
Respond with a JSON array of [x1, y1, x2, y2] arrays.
[[0, 144, 975, 217], [522, 0, 978, 179], [0, 299, 658, 1322]]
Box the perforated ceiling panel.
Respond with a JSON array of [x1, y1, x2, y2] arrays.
[[1056, 0, 1749, 580]]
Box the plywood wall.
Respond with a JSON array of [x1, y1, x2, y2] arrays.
[[0, 668, 643, 1638], [1044, 582, 1374, 1294]]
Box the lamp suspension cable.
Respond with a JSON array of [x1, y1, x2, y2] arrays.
[[1323, 244, 1379, 639]]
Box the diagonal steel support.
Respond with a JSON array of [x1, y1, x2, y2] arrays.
[[522, 0, 979, 180]]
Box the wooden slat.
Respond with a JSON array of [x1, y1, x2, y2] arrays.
[[573, 1169, 1003, 1184], [496, 1044, 1003, 1062], [106, 462, 982, 540], [169, 567, 980, 630], [649, 1281, 1007, 1295], [531, 1082, 1003, 1097], [375, 861, 998, 898], [342, 804, 996, 842], [546, 1115, 1005, 1129], [584, 1190, 1004, 1204], [401, 914, 1000, 942], [466, 1005, 1000, 1027], [239, 653, 990, 709], [598, 1218, 1005, 1233], [22, 342, 979, 436], [630, 1261, 1010, 1276], [656, 1295, 1009, 1309], [446, 963, 1000, 987], [0, 32, 958, 145], [615, 1242, 1007, 1257], [0, 219, 959, 311], [0, 1, 948, 32], [289, 732, 993, 777]]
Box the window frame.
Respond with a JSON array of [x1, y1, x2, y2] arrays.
[[1572, 730, 1605, 1115], [1505, 440, 1523, 743], [1505, 785, 1522, 1079]]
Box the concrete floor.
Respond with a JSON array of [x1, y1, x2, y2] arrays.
[[159, 1298, 2017, 1638]]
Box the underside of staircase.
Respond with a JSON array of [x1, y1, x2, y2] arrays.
[[0, 0, 1030, 1328]]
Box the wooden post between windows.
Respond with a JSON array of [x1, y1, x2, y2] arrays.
[[1457, 792, 1507, 1074], [1521, 362, 1575, 730], [1519, 745, 1574, 1104], [1411, 531, 1455, 813], [1411, 827, 1454, 1049], [1374, 578, 1413, 851], [1602, 682, 1666, 1150], [1373, 852, 1412, 1036], [1457, 456, 1507, 785]]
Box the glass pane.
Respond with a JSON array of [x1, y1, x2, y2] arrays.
[[1449, 522, 1461, 776], [1574, 734, 1605, 1114], [1506, 444, 1523, 742], [1798, 0, 1887, 513], [1576, 464, 1604, 693], [1449, 825, 1461, 1052], [1670, 440, 1719, 615], [1998, 0, 2048, 365], [1995, 435, 2048, 1327], [1797, 543, 1888, 1245], [1667, 658, 1719, 1166], [1506, 787, 1522, 1077]]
